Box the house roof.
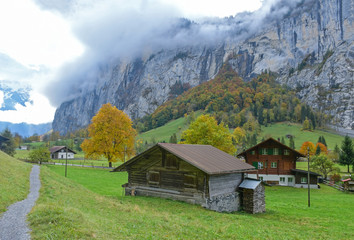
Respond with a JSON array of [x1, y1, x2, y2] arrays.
[[291, 169, 321, 176], [237, 137, 306, 158], [49, 146, 77, 154], [113, 143, 255, 175], [239, 178, 262, 189]]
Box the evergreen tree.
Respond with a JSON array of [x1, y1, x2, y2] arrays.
[[289, 136, 295, 149], [321, 136, 327, 147], [281, 137, 285, 145], [169, 133, 177, 143], [315, 145, 321, 155], [0, 128, 16, 156], [339, 135, 354, 173]]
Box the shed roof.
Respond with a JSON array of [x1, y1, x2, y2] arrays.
[[49, 146, 77, 154], [113, 143, 255, 175], [239, 178, 262, 189], [237, 137, 306, 158]]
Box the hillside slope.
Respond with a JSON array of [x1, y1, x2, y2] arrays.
[[0, 151, 32, 213], [53, 0, 354, 134]]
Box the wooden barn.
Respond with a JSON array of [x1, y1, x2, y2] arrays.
[[113, 143, 257, 212], [49, 146, 76, 159], [237, 137, 320, 188]]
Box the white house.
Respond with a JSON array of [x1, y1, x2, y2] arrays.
[[49, 146, 76, 159]]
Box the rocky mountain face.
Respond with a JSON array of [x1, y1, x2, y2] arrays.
[[53, 0, 354, 134]]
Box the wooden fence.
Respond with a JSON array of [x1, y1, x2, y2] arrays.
[[322, 179, 345, 192]]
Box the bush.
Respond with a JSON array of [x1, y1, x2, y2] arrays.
[[330, 173, 341, 183], [29, 147, 50, 163]]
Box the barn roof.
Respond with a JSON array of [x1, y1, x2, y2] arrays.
[[237, 137, 305, 158], [49, 146, 77, 154], [113, 143, 255, 175]]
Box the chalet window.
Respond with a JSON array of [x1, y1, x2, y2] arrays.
[[271, 162, 277, 168], [258, 162, 264, 169], [148, 171, 160, 185], [301, 177, 307, 184], [165, 155, 178, 169], [183, 174, 197, 188], [251, 150, 255, 155], [284, 149, 290, 155], [273, 148, 279, 155], [288, 177, 293, 183], [260, 148, 267, 155], [280, 177, 285, 183]]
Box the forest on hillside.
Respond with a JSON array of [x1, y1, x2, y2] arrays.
[[134, 64, 329, 135]]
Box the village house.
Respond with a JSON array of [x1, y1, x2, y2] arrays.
[[237, 138, 320, 188], [113, 143, 265, 213], [49, 146, 76, 159]]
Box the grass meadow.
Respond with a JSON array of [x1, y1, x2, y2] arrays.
[[0, 152, 32, 213], [28, 165, 354, 239], [260, 123, 346, 150]]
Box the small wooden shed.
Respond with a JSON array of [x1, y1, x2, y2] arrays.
[[342, 178, 354, 192], [239, 178, 265, 214], [113, 143, 256, 212]]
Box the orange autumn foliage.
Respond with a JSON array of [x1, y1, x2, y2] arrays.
[[81, 103, 136, 166], [299, 141, 315, 156], [315, 142, 328, 154]]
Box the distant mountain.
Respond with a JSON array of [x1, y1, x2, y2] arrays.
[[0, 82, 32, 110], [53, 0, 354, 134], [0, 121, 52, 137]]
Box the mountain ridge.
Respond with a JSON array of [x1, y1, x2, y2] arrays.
[[53, 0, 354, 134]]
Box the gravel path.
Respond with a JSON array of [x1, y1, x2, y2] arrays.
[[0, 165, 41, 240]]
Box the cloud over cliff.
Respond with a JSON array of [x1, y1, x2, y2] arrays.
[[45, 0, 305, 107]]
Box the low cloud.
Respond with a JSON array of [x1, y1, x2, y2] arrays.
[[44, 0, 306, 107]]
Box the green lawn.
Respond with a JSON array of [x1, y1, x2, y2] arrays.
[[260, 122, 347, 150], [0, 151, 32, 213], [138, 116, 188, 144], [28, 165, 354, 239]]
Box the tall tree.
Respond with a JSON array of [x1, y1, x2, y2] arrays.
[[311, 153, 339, 180], [0, 128, 16, 156], [289, 136, 295, 149], [81, 103, 137, 167], [180, 114, 236, 154], [339, 135, 354, 173]]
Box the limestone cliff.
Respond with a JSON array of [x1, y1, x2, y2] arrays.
[[53, 0, 354, 134]]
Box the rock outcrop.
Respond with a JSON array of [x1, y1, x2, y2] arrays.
[[53, 0, 354, 134]]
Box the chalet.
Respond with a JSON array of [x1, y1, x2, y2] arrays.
[[237, 138, 320, 188], [113, 143, 262, 213], [49, 146, 76, 159]]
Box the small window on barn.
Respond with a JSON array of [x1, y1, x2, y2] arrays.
[[284, 149, 290, 155], [274, 148, 279, 155], [288, 177, 293, 183], [148, 171, 160, 185], [271, 162, 277, 168], [251, 150, 255, 155], [165, 155, 178, 169], [301, 177, 307, 184], [184, 174, 197, 188], [280, 177, 285, 183]]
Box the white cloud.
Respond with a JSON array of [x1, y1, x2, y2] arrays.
[[0, 90, 4, 107], [0, 92, 55, 124], [0, 0, 84, 68]]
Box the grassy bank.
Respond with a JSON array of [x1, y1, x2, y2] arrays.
[[260, 123, 346, 150], [29, 165, 354, 239], [0, 151, 32, 213]]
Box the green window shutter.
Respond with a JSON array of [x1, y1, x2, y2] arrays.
[[268, 148, 273, 155], [252, 162, 258, 169], [259, 148, 262, 154], [279, 148, 283, 155]]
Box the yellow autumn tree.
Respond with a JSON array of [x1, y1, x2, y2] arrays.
[[180, 114, 236, 155], [81, 103, 136, 167]]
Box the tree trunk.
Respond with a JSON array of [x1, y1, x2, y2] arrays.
[[348, 164, 350, 173], [109, 161, 112, 168]]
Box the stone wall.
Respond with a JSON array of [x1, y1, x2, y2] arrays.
[[204, 192, 240, 213]]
